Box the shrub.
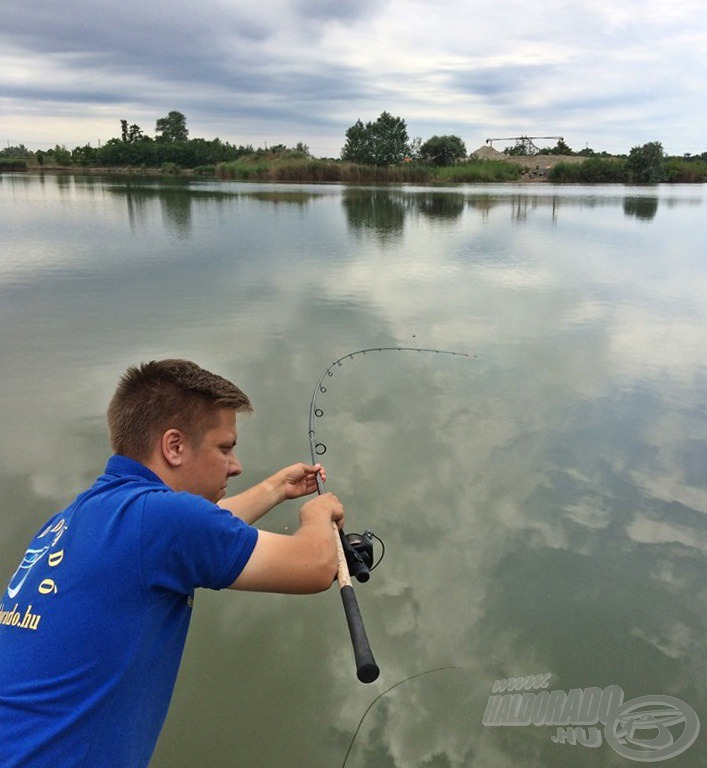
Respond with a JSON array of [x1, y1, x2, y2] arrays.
[[549, 157, 627, 183], [547, 162, 581, 183], [0, 158, 28, 172], [664, 158, 707, 183]]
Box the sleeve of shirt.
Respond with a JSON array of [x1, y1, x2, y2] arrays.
[[139, 490, 258, 594]]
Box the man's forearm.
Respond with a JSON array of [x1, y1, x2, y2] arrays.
[[218, 479, 283, 524]]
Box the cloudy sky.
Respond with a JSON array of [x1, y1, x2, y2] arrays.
[[3, 0, 705, 157]]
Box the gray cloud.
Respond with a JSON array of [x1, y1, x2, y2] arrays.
[[1, 0, 705, 155], [293, 0, 382, 22], [447, 64, 553, 100]]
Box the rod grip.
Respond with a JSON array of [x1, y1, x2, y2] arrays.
[[340, 584, 380, 683]]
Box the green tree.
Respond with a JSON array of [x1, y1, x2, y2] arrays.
[[121, 120, 145, 143], [627, 141, 666, 183], [419, 135, 467, 166], [341, 119, 369, 162], [155, 111, 189, 142], [341, 112, 410, 166], [547, 138, 572, 155], [1, 144, 31, 157], [51, 145, 72, 166], [97, 138, 134, 166], [71, 144, 99, 166]]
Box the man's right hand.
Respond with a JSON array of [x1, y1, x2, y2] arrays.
[[300, 492, 344, 530], [230, 493, 344, 594]]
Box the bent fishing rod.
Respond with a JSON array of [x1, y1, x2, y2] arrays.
[[307, 346, 472, 684]]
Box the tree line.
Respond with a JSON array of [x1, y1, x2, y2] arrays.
[[339, 114, 707, 182], [1, 111, 259, 172], [2, 110, 468, 170], [1, 109, 705, 182]]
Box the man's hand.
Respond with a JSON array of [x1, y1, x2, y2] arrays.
[[218, 462, 327, 524], [275, 462, 326, 500], [231, 491, 345, 593], [300, 491, 344, 530]]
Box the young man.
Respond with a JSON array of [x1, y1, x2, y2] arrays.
[[0, 359, 344, 768]]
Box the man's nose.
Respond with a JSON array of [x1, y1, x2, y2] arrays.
[[228, 454, 242, 477]]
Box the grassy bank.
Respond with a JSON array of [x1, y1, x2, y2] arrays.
[[215, 153, 523, 184], [548, 155, 707, 183], [4, 154, 523, 184], [33, 149, 707, 184]]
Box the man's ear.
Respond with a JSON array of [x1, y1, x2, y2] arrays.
[[162, 428, 186, 467]]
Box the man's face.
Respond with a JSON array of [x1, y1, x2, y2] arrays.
[[179, 407, 242, 502]]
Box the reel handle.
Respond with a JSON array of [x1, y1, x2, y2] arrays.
[[340, 531, 370, 583]]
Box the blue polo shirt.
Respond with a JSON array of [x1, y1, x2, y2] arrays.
[[0, 455, 258, 768]]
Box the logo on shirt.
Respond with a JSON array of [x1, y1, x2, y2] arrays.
[[1, 518, 69, 632], [7, 546, 50, 599]]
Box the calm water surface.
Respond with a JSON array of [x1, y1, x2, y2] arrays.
[[1, 174, 706, 767]]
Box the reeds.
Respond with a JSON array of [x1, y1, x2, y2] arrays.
[[215, 155, 521, 184]]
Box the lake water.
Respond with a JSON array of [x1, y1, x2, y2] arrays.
[[1, 173, 706, 767]]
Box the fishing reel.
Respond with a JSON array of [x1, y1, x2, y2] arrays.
[[340, 530, 385, 583]]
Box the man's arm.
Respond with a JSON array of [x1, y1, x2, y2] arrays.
[[229, 492, 343, 594], [218, 463, 324, 525]]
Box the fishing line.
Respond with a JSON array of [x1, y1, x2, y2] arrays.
[[340, 666, 465, 768]]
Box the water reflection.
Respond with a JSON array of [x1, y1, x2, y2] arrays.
[[318, 350, 707, 766], [0, 176, 706, 767], [35, 176, 703, 243], [624, 195, 659, 220], [416, 192, 466, 220], [101, 180, 324, 236], [246, 190, 319, 206], [342, 189, 408, 237]]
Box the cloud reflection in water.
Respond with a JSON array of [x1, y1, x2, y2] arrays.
[[0, 177, 705, 767]]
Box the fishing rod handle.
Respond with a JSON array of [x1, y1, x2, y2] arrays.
[[333, 522, 380, 683], [334, 522, 352, 587], [340, 585, 380, 684]]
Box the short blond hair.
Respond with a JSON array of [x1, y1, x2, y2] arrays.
[[107, 359, 252, 461]]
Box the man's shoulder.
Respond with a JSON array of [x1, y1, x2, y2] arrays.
[[142, 490, 228, 529]]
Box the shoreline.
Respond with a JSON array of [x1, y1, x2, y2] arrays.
[[5, 163, 704, 186]]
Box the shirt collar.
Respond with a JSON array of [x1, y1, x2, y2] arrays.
[[105, 454, 166, 487]]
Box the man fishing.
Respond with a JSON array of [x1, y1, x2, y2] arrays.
[[0, 359, 344, 768]]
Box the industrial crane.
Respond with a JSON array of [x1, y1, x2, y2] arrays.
[[485, 136, 564, 155]]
